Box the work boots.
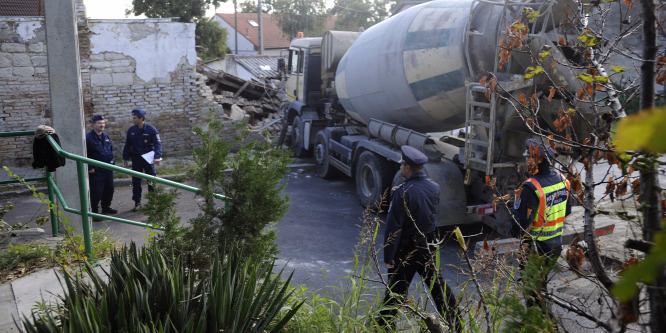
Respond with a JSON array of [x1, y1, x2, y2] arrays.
[[91, 207, 102, 222], [102, 207, 118, 214]]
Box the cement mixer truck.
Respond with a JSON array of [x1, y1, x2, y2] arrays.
[[278, 0, 602, 235]]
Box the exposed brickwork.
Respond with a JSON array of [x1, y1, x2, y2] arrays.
[[0, 14, 233, 168], [0, 18, 51, 167]]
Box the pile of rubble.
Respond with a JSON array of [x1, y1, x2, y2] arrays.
[[198, 65, 288, 138]]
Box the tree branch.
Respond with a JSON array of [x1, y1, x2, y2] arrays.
[[545, 292, 613, 331]]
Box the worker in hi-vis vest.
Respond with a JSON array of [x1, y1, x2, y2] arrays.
[[512, 138, 571, 310]]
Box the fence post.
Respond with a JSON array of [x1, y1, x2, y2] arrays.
[[76, 161, 93, 260], [46, 171, 58, 237]]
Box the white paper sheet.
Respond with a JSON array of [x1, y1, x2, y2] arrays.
[[141, 151, 155, 164]]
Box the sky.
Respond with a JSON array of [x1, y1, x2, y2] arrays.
[[82, 0, 237, 19]]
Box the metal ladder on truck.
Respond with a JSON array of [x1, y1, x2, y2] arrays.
[[464, 83, 499, 175], [463, 0, 555, 176]]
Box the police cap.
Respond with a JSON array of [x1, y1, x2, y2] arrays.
[[525, 138, 557, 158], [131, 109, 146, 117], [399, 145, 428, 166], [91, 115, 104, 123]]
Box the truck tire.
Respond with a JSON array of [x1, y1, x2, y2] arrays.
[[355, 151, 393, 209], [314, 131, 339, 178], [290, 116, 308, 157]]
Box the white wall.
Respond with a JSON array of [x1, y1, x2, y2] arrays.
[[88, 18, 196, 84]]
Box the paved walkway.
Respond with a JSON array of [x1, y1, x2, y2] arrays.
[[0, 162, 314, 331]]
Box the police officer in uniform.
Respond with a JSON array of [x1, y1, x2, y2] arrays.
[[122, 109, 162, 211], [380, 145, 461, 331], [512, 138, 571, 309], [86, 115, 117, 221]]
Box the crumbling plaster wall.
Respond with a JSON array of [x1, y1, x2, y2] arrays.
[[86, 18, 219, 159], [0, 16, 225, 167]]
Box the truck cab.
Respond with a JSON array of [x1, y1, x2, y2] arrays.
[[281, 37, 326, 157], [284, 38, 322, 106]]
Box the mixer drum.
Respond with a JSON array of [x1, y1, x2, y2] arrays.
[[335, 0, 484, 133]]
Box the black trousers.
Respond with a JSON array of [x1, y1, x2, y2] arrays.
[[381, 238, 461, 331], [130, 156, 156, 203], [89, 171, 114, 211]]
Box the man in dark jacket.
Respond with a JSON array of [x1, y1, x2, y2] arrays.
[[86, 115, 117, 221], [123, 109, 162, 211], [380, 145, 461, 332]]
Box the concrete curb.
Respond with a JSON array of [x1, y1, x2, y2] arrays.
[[0, 163, 315, 198]]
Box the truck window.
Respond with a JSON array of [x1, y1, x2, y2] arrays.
[[289, 49, 299, 75], [298, 50, 304, 74]]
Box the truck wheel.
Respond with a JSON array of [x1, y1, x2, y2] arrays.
[[314, 131, 339, 178], [355, 151, 393, 209], [290, 116, 308, 157]]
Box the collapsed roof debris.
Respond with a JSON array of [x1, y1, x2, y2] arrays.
[[197, 62, 288, 138]]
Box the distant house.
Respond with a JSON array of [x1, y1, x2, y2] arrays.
[[213, 13, 291, 56]]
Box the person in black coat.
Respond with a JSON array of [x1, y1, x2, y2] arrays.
[[32, 125, 65, 172], [379, 146, 461, 332]]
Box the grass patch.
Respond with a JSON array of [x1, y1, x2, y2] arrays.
[[0, 244, 54, 275], [0, 230, 119, 283]]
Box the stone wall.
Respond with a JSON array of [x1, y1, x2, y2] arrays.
[[0, 18, 50, 167], [0, 15, 225, 167]]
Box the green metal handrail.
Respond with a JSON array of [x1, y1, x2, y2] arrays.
[[1, 130, 230, 260], [0, 131, 36, 138], [44, 135, 228, 201]]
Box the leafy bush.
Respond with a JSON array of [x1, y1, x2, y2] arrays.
[[182, 111, 291, 266], [141, 185, 187, 253], [22, 244, 303, 332]]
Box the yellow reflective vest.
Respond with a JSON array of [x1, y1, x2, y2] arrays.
[[523, 172, 570, 241]]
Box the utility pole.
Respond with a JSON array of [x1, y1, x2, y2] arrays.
[[258, 0, 264, 54], [234, 0, 238, 54], [43, 0, 89, 232]]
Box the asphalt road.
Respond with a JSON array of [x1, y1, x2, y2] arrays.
[[276, 170, 488, 296], [2, 168, 478, 297]]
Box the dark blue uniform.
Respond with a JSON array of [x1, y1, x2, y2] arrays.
[[384, 171, 439, 263], [381, 171, 460, 330], [86, 130, 114, 212], [122, 123, 162, 204]]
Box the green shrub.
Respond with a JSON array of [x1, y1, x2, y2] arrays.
[[21, 244, 303, 332], [184, 110, 291, 266]]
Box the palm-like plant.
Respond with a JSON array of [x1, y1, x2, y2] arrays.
[[21, 244, 303, 332]]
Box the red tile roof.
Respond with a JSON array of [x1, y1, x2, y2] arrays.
[[215, 13, 292, 50], [0, 0, 44, 16]]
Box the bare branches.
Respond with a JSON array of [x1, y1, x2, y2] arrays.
[[545, 292, 614, 331]]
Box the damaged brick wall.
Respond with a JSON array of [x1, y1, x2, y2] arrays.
[[0, 18, 51, 167], [87, 19, 214, 159], [0, 15, 228, 167]]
